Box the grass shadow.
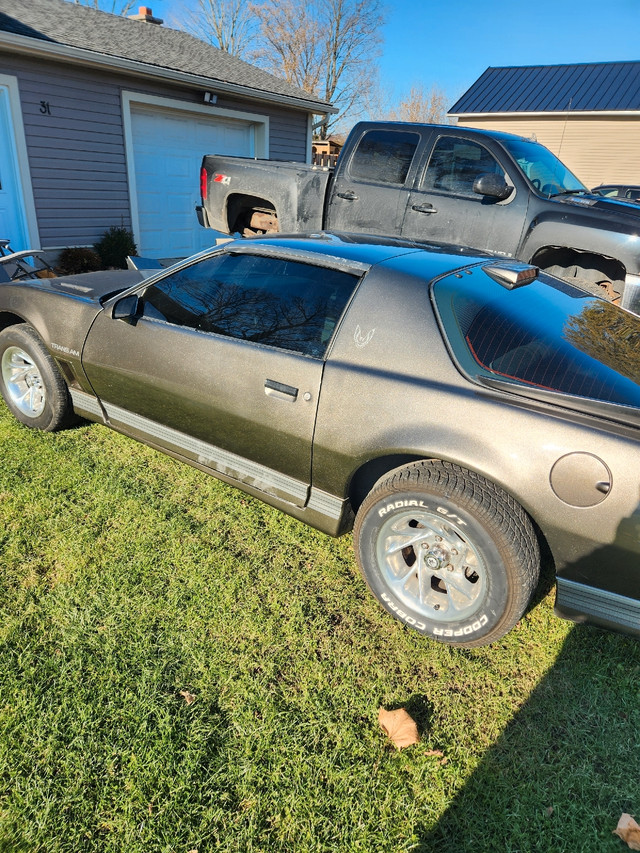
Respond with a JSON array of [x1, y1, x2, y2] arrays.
[[416, 625, 640, 852]]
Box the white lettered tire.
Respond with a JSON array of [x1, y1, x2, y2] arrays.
[[0, 324, 75, 431], [354, 460, 540, 647]]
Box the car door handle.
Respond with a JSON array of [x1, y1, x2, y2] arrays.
[[264, 379, 298, 402], [411, 203, 437, 214], [336, 191, 358, 201]]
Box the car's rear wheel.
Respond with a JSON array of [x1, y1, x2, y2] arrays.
[[354, 460, 540, 647], [0, 324, 75, 431]]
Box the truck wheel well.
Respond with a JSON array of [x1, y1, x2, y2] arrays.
[[226, 193, 278, 235], [531, 246, 625, 298]]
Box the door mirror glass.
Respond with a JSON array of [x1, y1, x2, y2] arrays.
[[473, 173, 513, 200], [112, 294, 140, 323]]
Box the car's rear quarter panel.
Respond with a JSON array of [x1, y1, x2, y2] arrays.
[[0, 281, 103, 395], [316, 259, 640, 600]]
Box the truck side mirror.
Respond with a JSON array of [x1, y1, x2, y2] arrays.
[[473, 173, 513, 200]]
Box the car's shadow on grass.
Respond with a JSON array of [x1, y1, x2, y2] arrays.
[[415, 621, 640, 852]]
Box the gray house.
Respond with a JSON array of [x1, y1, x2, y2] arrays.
[[0, 0, 334, 258]]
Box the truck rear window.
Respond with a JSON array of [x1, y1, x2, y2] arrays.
[[433, 270, 640, 409], [349, 130, 420, 185]]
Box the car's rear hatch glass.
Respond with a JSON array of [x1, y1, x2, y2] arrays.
[[432, 268, 640, 412]]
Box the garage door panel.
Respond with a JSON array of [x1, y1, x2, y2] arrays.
[[169, 194, 192, 215], [131, 105, 254, 257], [166, 159, 191, 180]]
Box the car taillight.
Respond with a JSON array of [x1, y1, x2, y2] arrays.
[[200, 166, 207, 200]]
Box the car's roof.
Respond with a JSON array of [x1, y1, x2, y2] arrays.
[[234, 231, 490, 269]]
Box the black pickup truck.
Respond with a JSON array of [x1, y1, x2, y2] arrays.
[[197, 121, 640, 313]]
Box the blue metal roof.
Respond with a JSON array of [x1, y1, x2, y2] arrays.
[[450, 61, 640, 114]]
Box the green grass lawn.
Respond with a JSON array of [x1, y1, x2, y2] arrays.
[[0, 403, 638, 852]]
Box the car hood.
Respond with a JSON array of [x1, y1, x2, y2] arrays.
[[556, 192, 640, 221], [28, 269, 147, 303]]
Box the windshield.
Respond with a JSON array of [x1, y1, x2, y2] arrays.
[[501, 137, 588, 197], [433, 269, 640, 410]]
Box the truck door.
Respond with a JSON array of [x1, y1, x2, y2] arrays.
[[401, 134, 528, 257], [325, 127, 423, 236]]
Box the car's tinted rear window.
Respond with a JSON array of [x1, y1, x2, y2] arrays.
[[433, 271, 640, 408]]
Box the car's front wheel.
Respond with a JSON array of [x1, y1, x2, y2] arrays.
[[0, 324, 75, 431], [354, 460, 540, 647]]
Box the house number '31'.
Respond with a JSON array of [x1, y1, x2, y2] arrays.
[[39, 101, 51, 115]]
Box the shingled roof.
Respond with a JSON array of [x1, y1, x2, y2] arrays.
[[450, 61, 640, 115], [0, 0, 334, 113]]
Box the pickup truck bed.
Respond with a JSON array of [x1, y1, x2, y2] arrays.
[[199, 158, 332, 236]]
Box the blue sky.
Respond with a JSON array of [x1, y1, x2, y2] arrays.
[[150, 0, 640, 107], [377, 0, 640, 106]]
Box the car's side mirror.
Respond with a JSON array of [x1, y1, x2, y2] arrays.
[[112, 294, 141, 324], [473, 173, 513, 200]]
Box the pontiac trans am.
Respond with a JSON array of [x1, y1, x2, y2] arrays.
[[0, 233, 639, 647]]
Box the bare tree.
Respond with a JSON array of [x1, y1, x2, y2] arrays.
[[175, 0, 257, 55], [387, 83, 452, 125], [250, 0, 385, 137]]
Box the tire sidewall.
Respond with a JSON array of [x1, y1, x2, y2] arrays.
[[0, 326, 62, 430], [356, 487, 512, 644]]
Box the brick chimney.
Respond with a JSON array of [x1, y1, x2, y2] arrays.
[[128, 6, 164, 24]]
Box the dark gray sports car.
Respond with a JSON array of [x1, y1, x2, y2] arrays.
[[0, 233, 639, 647]]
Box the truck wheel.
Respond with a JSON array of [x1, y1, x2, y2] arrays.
[[353, 461, 540, 647], [0, 324, 75, 431]]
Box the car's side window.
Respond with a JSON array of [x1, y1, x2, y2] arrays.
[[141, 252, 359, 358], [422, 136, 505, 197], [349, 129, 420, 185]]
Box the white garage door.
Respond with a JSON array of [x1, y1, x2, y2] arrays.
[[130, 105, 254, 258]]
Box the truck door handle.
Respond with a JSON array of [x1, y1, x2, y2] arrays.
[[264, 379, 298, 402], [336, 191, 358, 201], [411, 203, 437, 214]]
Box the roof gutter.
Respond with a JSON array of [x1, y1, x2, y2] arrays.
[[0, 30, 337, 115], [450, 110, 640, 118]]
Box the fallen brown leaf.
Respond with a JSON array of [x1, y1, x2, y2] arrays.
[[425, 749, 444, 759], [378, 707, 420, 749], [179, 689, 196, 705], [614, 814, 640, 850]]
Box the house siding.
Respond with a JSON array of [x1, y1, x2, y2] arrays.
[[455, 114, 640, 190], [0, 52, 310, 248]]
